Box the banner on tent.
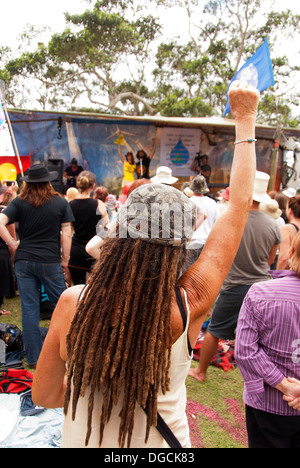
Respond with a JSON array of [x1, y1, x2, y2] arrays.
[[159, 127, 201, 177]]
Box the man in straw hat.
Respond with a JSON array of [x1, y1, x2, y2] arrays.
[[189, 170, 282, 383]]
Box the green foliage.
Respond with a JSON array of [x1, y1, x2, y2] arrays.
[[5, 49, 48, 76], [0, 0, 299, 124], [155, 92, 215, 117], [151, 0, 300, 124]]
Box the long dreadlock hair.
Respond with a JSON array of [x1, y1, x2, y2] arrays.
[[64, 235, 186, 448]]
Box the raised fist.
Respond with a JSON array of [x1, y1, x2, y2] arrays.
[[228, 80, 260, 121]]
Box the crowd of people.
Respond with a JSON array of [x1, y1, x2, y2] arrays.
[[0, 81, 300, 449]]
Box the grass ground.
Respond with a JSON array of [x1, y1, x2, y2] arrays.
[[186, 362, 248, 448], [1, 295, 248, 448]]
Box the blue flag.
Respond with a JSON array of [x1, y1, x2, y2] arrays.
[[223, 38, 275, 116]]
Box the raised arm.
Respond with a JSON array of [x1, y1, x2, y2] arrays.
[[180, 81, 259, 325], [190, 157, 200, 172], [118, 144, 125, 163], [149, 138, 157, 160]]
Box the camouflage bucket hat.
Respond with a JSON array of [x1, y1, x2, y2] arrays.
[[118, 183, 196, 246]]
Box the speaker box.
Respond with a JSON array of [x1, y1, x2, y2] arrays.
[[47, 159, 64, 194]]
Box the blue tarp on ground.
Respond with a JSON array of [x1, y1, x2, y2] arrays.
[[0, 393, 63, 448]]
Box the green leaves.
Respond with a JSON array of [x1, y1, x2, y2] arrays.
[[0, 0, 299, 125]]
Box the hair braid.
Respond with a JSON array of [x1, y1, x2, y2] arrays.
[[64, 236, 185, 448]]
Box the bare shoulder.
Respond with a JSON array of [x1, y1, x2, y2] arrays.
[[52, 284, 85, 325], [47, 284, 86, 362], [60, 284, 85, 301]]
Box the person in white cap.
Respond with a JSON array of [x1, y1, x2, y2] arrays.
[[282, 187, 297, 199], [189, 170, 282, 383], [150, 166, 178, 185]]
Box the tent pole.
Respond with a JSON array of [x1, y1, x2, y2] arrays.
[[269, 97, 281, 192], [269, 124, 281, 191]]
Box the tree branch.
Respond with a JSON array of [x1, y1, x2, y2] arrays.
[[107, 91, 156, 114]]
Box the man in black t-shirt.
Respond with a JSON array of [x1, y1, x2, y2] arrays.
[[3, 195, 74, 263]]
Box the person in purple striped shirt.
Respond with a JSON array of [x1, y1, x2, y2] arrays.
[[235, 231, 300, 448]]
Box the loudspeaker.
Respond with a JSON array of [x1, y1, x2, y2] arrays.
[[47, 159, 64, 194]]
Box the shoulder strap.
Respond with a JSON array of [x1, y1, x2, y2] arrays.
[[175, 287, 193, 355], [142, 406, 183, 448], [156, 411, 183, 448], [77, 284, 88, 306], [290, 223, 299, 234], [141, 288, 191, 449]]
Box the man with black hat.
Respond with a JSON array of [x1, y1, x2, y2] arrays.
[[0, 164, 74, 367], [64, 158, 84, 189]]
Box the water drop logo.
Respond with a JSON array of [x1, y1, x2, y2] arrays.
[[170, 138, 190, 166]]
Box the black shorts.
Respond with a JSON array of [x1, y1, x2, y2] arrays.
[[208, 285, 251, 340]]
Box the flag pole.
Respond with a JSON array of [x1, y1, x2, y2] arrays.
[[2, 105, 24, 177]]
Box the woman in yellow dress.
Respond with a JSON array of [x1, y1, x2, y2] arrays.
[[118, 144, 136, 187]]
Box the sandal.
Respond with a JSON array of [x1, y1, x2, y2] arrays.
[[0, 309, 11, 316]]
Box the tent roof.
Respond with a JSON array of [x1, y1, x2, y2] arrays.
[[8, 107, 300, 141]]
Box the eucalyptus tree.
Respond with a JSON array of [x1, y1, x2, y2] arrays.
[[152, 0, 300, 125], [0, 0, 299, 125], [0, 0, 161, 114]]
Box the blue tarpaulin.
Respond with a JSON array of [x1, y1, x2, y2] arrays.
[[8, 110, 159, 188]]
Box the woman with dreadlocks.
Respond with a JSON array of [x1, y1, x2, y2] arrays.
[[33, 81, 260, 448]]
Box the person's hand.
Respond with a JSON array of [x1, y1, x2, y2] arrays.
[[228, 80, 260, 122], [11, 181, 19, 199], [61, 257, 70, 272], [7, 238, 19, 261], [7, 238, 19, 251], [282, 378, 300, 412], [11, 181, 19, 192]]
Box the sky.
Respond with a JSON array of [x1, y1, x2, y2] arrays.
[[0, 0, 299, 109], [0, 0, 299, 156], [1, 0, 300, 50]]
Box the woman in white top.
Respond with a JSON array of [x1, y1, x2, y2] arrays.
[[32, 82, 260, 448]]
